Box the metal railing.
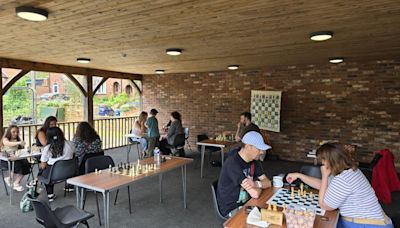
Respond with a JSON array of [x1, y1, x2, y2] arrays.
[[4, 116, 138, 150]]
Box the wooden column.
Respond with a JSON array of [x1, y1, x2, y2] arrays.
[[86, 75, 94, 125], [0, 68, 3, 137]]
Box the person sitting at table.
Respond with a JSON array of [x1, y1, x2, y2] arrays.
[[129, 111, 148, 151], [0, 125, 31, 192], [35, 116, 57, 146], [217, 131, 272, 217], [234, 112, 260, 142], [73, 121, 102, 163], [159, 111, 184, 156], [286, 143, 393, 228], [39, 127, 75, 202], [145, 108, 160, 157]]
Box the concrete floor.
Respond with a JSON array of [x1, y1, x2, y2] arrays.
[[0, 147, 398, 228]]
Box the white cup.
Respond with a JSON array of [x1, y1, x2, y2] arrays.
[[273, 176, 284, 188]]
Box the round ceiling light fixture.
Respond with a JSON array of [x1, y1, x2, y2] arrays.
[[155, 69, 165, 74], [165, 48, 182, 56], [329, 57, 344, 64], [16, 6, 48, 22], [227, 65, 239, 70], [76, 58, 91, 64], [310, 31, 333, 41]]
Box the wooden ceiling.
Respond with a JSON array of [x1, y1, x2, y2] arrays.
[[0, 0, 399, 74]]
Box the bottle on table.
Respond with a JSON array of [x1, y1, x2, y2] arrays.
[[154, 147, 161, 166]]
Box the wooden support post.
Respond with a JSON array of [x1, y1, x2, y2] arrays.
[[0, 68, 3, 137], [87, 75, 94, 126]]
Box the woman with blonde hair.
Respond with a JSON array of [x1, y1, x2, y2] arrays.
[[129, 111, 148, 151], [0, 125, 31, 191], [286, 143, 393, 228]]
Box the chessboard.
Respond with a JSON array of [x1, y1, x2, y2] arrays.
[[266, 188, 325, 216], [250, 90, 282, 132], [99, 161, 160, 177]]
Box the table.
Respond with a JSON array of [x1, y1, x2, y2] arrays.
[[0, 151, 42, 204], [224, 187, 339, 228], [67, 156, 193, 228], [125, 133, 144, 162], [196, 140, 240, 178]]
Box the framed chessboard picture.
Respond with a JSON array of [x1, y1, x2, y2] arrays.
[[251, 90, 282, 132]]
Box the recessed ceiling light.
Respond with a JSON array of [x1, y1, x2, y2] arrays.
[[310, 31, 333, 41], [76, 58, 91, 64], [228, 65, 239, 70], [16, 6, 48, 22], [166, 48, 182, 56], [329, 57, 344, 64], [155, 69, 165, 74]]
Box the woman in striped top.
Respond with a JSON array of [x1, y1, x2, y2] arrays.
[[286, 143, 393, 228]]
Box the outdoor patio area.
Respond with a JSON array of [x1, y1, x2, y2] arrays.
[[0, 147, 399, 228]]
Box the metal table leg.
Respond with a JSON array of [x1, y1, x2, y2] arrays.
[[221, 147, 225, 165], [8, 161, 14, 204], [75, 186, 80, 208], [200, 145, 205, 178], [80, 188, 84, 209], [126, 143, 132, 163], [181, 165, 187, 208], [103, 191, 110, 228]]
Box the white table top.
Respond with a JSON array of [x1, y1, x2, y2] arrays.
[[0, 152, 42, 162]]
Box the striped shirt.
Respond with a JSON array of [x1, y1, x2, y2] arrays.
[[324, 168, 384, 220]]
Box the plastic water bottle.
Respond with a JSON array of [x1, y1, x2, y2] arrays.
[[154, 147, 161, 166]]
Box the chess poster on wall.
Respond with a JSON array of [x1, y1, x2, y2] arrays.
[[251, 90, 282, 132]]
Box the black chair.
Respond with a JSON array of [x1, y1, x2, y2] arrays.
[[359, 153, 383, 183], [28, 193, 93, 228], [0, 165, 9, 196], [197, 134, 221, 163], [167, 133, 186, 157], [78, 151, 105, 175], [300, 165, 322, 179], [211, 180, 228, 221], [83, 155, 132, 225], [38, 158, 78, 198]]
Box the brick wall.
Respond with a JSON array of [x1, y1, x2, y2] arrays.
[[142, 59, 400, 168]]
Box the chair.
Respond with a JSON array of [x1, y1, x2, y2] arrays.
[[211, 180, 228, 221], [38, 158, 78, 198], [167, 133, 186, 157], [359, 153, 383, 183], [183, 127, 193, 153], [78, 151, 104, 175], [0, 165, 9, 196], [300, 165, 322, 179], [83, 155, 132, 225], [28, 193, 93, 228], [197, 134, 221, 163]]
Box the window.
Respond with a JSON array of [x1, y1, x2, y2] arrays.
[[93, 78, 106, 94], [113, 82, 119, 94], [125, 85, 132, 95], [53, 83, 59, 93]]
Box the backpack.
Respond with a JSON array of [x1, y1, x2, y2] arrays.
[[20, 182, 38, 213]]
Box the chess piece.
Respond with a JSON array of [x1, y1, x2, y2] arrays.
[[300, 183, 304, 195], [95, 168, 98, 174], [291, 187, 294, 198], [273, 204, 277, 211], [310, 192, 313, 199], [267, 204, 272, 211], [297, 189, 301, 197], [109, 165, 112, 172], [282, 203, 286, 211]]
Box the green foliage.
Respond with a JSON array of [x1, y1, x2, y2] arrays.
[[94, 92, 134, 108], [3, 76, 33, 124]]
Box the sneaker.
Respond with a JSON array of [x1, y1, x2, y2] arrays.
[[13, 184, 24, 192], [26, 180, 36, 188], [4, 177, 10, 187], [48, 194, 56, 202], [64, 186, 75, 192]]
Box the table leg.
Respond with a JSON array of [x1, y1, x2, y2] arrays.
[[126, 143, 132, 163], [9, 161, 14, 204], [103, 191, 110, 228], [75, 186, 80, 208], [159, 173, 163, 203], [221, 148, 225, 165], [80, 188, 84, 209], [106, 191, 110, 228], [200, 145, 205, 178], [181, 165, 187, 208]]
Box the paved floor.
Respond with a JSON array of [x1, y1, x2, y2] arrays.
[[0, 147, 398, 227]]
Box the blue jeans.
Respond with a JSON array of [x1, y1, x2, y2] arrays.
[[338, 217, 393, 228]]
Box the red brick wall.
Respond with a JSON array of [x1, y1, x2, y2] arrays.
[[142, 59, 400, 168]]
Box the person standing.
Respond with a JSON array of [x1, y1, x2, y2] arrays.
[[145, 109, 160, 157]]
